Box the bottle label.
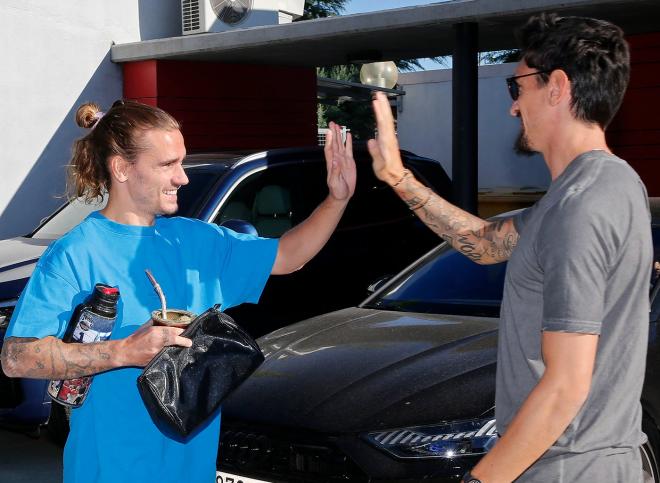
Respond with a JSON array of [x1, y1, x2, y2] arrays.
[[48, 309, 116, 407], [71, 310, 114, 343], [48, 377, 93, 407]]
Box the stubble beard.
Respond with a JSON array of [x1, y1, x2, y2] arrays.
[[514, 125, 537, 157]]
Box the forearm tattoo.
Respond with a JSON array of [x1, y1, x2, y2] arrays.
[[1, 336, 115, 379], [395, 177, 519, 264]]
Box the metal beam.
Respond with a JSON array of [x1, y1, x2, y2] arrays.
[[452, 22, 479, 214]]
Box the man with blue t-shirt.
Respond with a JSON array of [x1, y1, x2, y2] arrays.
[[1, 100, 356, 483]]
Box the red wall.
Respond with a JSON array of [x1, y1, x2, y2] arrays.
[[608, 32, 660, 195], [123, 60, 317, 151]]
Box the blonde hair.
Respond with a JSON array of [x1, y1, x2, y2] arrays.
[[68, 100, 180, 202]]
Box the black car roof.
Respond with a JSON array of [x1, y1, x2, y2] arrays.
[[183, 144, 430, 170]]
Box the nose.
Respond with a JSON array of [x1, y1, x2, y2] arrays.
[[509, 100, 520, 117], [175, 164, 189, 186]]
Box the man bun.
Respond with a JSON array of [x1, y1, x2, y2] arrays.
[[75, 102, 103, 129]]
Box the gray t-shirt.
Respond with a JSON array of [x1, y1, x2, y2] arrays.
[[496, 150, 652, 481]]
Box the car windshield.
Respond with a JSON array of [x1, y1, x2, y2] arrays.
[[363, 243, 508, 317], [30, 169, 224, 239]]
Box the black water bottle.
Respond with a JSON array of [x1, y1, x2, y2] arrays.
[[47, 283, 119, 407]]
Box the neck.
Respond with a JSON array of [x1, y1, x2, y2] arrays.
[[101, 197, 156, 226], [541, 121, 610, 180]]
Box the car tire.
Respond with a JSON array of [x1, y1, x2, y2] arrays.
[[47, 401, 70, 447], [642, 416, 660, 483]]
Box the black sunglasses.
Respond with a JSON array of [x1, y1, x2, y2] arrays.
[[505, 70, 553, 101]]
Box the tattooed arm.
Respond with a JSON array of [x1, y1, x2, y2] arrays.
[[387, 173, 518, 264], [367, 92, 518, 265], [1, 322, 192, 379]]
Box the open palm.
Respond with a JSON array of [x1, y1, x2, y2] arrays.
[[324, 121, 356, 201]]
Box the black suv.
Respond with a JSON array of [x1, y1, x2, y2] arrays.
[[215, 207, 660, 483]]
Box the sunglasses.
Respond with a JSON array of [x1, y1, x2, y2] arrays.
[[505, 70, 553, 101]]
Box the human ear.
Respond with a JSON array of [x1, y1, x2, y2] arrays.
[[548, 69, 570, 106], [108, 155, 130, 183]]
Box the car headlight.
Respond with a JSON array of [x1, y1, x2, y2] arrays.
[[363, 418, 498, 459], [0, 299, 18, 330]]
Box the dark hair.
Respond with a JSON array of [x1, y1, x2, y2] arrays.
[[68, 100, 180, 202], [516, 13, 630, 128]]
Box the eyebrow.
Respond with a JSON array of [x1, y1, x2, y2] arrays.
[[159, 157, 182, 166]]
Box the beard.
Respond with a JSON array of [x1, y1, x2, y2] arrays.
[[514, 121, 538, 156]]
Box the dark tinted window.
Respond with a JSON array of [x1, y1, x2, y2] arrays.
[[302, 155, 415, 232], [213, 163, 306, 237], [365, 244, 507, 317], [173, 169, 225, 217]]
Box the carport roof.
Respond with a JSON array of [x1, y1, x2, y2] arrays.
[[111, 0, 660, 66]]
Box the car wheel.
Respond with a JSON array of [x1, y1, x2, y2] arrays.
[[642, 416, 660, 483], [47, 401, 70, 447]]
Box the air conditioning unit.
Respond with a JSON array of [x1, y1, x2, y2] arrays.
[[182, 0, 305, 35]]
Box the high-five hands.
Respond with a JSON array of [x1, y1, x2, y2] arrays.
[[324, 121, 357, 201], [367, 92, 407, 186]]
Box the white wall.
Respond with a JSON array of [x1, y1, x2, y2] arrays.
[[0, 0, 181, 239], [398, 63, 551, 190]]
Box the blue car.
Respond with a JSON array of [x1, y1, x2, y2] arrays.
[[0, 146, 451, 438]]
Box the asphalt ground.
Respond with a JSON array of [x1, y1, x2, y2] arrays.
[[0, 427, 62, 483]]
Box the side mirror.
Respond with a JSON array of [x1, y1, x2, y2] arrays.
[[367, 275, 393, 294], [220, 219, 258, 236]]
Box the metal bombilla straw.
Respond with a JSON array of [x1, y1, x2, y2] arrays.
[[145, 269, 167, 320]]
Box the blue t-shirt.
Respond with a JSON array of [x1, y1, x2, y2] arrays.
[[7, 211, 278, 483]]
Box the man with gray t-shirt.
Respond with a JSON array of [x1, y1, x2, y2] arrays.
[[366, 13, 651, 483]]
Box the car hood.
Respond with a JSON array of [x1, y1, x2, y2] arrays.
[[0, 237, 50, 300], [223, 308, 498, 433]]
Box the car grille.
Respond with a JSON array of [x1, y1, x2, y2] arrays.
[[218, 422, 368, 482]]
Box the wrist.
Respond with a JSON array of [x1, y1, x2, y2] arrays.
[[387, 168, 411, 188], [324, 194, 350, 209], [108, 339, 128, 368]]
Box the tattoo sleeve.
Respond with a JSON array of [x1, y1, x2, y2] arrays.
[[1, 336, 120, 380], [393, 176, 519, 264]]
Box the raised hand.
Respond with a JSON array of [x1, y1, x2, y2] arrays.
[[367, 92, 406, 186], [324, 121, 356, 202]]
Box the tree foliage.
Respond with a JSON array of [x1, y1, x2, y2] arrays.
[[303, 1, 505, 138], [301, 0, 348, 20]]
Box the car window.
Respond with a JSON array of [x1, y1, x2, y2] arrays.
[[174, 170, 224, 218], [369, 225, 660, 319], [649, 227, 660, 321], [213, 164, 306, 238], [364, 244, 507, 317], [31, 169, 223, 239], [302, 155, 416, 232]]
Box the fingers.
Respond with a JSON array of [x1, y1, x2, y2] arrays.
[[372, 92, 396, 140], [162, 327, 192, 348], [344, 132, 354, 163], [174, 334, 193, 348], [332, 122, 342, 156], [367, 138, 385, 164], [323, 126, 333, 159]]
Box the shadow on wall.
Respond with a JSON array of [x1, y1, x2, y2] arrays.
[[138, 0, 181, 40], [0, 50, 122, 240]]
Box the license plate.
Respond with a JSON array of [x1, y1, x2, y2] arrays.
[[216, 471, 272, 483]]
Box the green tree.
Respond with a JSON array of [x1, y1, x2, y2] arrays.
[[301, 0, 348, 20], [301, 1, 446, 139]]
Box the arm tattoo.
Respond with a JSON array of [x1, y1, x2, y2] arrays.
[[394, 177, 519, 264], [2, 336, 117, 380]]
